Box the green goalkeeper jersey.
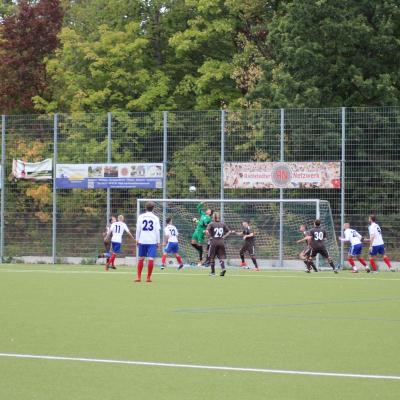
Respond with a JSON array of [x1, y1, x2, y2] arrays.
[[195, 203, 212, 233]]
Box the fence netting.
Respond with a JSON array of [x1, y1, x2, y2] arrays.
[[1, 107, 399, 265]]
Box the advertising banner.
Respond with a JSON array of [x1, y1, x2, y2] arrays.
[[56, 163, 163, 189], [12, 159, 53, 181], [224, 162, 341, 189]]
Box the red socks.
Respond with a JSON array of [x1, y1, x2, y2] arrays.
[[347, 257, 355, 267], [369, 258, 378, 271], [136, 259, 144, 281], [136, 259, 154, 282], [162, 254, 183, 266], [358, 257, 367, 267], [147, 260, 154, 281], [109, 253, 116, 266], [383, 256, 392, 269]]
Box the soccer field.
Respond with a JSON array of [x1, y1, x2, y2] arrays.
[[0, 264, 399, 400]]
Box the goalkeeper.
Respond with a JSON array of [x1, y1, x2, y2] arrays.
[[191, 202, 213, 266]]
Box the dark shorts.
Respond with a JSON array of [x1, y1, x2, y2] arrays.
[[302, 246, 312, 257], [209, 242, 226, 260], [240, 242, 256, 256], [310, 246, 330, 259]]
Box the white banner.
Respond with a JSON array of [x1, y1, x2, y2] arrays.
[[224, 162, 341, 189], [12, 159, 53, 181]]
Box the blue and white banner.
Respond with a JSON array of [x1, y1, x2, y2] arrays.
[[56, 163, 163, 189]]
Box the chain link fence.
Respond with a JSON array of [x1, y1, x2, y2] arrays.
[[1, 107, 399, 265]]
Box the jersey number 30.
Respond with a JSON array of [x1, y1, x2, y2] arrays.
[[314, 232, 324, 240], [142, 220, 154, 231]]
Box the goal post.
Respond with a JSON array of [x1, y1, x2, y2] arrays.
[[137, 198, 339, 269]]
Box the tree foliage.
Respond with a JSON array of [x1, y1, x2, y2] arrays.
[[0, 0, 63, 113], [1, 1, 400, 257]]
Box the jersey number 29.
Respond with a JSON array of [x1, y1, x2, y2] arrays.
[[215, 228, 224, 238]]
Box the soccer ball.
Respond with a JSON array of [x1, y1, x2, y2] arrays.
[[189, 185, 196, 192]]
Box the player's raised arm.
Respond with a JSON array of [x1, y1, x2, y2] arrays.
[[196, 202, 205, 216], [222, 224, 233, 239], [297, 236, 308, 243]]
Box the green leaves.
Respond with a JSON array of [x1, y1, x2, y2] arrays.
[[244, 0, 400, 108], [35, 21, 171, 113]]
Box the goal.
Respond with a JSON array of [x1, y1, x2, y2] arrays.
[[137, 198, 339, 269]]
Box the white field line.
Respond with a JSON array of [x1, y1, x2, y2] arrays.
[[0, 268, 400, 281], [0, 352, 399, 381]]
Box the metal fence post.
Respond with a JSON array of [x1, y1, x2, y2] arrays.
[[279, 108, 284, 267], [1, 115, 5, 263], [220, 110, 225, 220], [316, 199, 321, 270], [340, 107, 346, 267], [52, 114, 58, 264], [107, 112, 112, 223], [162, 111, 168, 230]]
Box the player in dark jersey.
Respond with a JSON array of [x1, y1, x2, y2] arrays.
[[98, 215, 117, 266], [306, 219, 338, 273], [206, 213, 231, 277], [239, 221, 259, 271], [296, 224, 317, 272]]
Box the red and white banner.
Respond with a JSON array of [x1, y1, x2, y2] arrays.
[[12, 159, 53, 181], [224, 162, 341, 189]]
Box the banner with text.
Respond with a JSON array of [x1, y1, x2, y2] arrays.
[[56, 163, 163, 189], [224, 162, 341, 189], [12, 159, 53, 181]]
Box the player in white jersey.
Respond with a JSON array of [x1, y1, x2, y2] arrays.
[[364, 215, 392, 272], [135, 202, 161, 282], [338, 223, 368, 273], [160, 217, 184, 270], [106, 215, 134, 271]]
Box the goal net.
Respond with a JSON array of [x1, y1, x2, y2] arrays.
[[137, 199, 339, 269]]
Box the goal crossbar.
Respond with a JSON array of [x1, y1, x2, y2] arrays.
[[138, 198, 324, 204], [136, 198, 339, 269]]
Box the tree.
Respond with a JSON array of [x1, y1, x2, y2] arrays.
[[0, 0, 15, 20], [169, 0, 240, 109], [34, 22, 171, 113], [35, 0, 193, 113], [244, 0, 400, 108], [0, 0, 64, 114]]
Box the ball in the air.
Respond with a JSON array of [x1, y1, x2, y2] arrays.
[[189, 185, 196, 192]]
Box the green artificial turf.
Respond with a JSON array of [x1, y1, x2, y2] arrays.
[[0, 264, 399, 399]]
